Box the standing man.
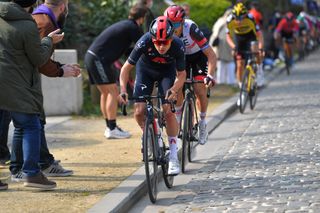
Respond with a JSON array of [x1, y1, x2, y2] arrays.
[[85, 4, 147, 139], [9, 0, 79, 181], [165, 5, 217, 145], [0, 0, 63, 189]]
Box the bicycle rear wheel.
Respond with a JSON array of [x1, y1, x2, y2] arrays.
[[239, 69, 249, 114], [181, 100, 190, 173], [249, 78, 258, 110], [284, 56, 291, 75], [143, 121, 158, 203], [161, 146, 174, 188]]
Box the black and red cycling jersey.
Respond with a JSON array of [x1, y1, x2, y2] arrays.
[[128, 32, 185, 72], [275, 18, 299, 34]]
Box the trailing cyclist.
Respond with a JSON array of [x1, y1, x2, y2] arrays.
[[226, 2, 264, 106], [119, 16, 186, 175], [274, 12, 299, 67], [164, 5, 217, 145]]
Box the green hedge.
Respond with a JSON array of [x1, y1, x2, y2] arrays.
[[175, 0, 231, 28]]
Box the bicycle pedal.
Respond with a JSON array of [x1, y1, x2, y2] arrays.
[[190, 135, 198, 141], [167, 173, 179, 177], [249, 90, 255, 96]]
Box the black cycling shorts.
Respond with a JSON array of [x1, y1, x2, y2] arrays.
[[133, 59, 176, 103], [84, 51, 116, 84], [185, 51, 208, 79], [281, 31, 295, 43], [234, 31, 257, 59]]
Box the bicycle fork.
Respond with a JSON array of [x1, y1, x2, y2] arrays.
[[246, 65, 256, 97]]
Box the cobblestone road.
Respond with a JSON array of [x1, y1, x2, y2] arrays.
[[130, 50, 320, 212], [170, 52, 320, 212]]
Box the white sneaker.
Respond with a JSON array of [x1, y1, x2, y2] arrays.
[[198, 120, 208, 145], [237, 98, 240, 106], [168, 158, 180, 175], [104, 127, 110, 138], [105, 126, 131, 139]]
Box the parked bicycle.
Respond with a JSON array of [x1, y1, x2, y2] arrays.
[[239, 50, 259, 114], [122, 93, 175, 203]]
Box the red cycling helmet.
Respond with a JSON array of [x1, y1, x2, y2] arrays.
[[149, 16, 174, 41], [164, 5, 186, 23], [286, 12, 294, 21]]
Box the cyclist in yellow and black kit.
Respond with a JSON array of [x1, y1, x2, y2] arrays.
[[226, 3, 264, 99]]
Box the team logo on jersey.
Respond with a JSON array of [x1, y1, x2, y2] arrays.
[[169, 138, 176, 144], [152, 57, 167, 64], [140, 84, 147, 91], [136, 40, 145, 49]]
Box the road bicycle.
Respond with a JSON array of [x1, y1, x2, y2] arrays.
[[122, 92, 175, 203], [239, 51, 259, 114], [179, 77, 210, 173], [282, 38, 295, 75]]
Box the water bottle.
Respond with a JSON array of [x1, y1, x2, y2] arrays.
[[155, 119, 163, 148]]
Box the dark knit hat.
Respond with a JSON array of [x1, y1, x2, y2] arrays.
[[13, 0, 37, 8]]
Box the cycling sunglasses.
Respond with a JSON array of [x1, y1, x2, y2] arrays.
[[152, 39, 172, 46], [235, 14, 246, 21], [172, 22, 182, 29]]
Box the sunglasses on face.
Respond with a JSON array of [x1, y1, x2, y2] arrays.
[[152, 39, 172, 46], [235, 15, 246, 21], [172, 22, 182, 29]]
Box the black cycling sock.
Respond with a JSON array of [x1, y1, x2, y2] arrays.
[[105, 119, 109, 127], [108, 120, 116, 130]]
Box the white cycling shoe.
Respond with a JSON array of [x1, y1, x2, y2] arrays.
[[168, 158, 180, 176]]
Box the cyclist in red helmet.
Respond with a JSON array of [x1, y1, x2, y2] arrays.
[[165, 5, 217, 145], [120, 16, 186, 175], [274, 11, 299, 67]]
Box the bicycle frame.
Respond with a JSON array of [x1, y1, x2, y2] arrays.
[[245, 56, 257, 93]]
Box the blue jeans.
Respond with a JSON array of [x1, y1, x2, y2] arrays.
[[10, 112, 41, 177], [0, 110, 11, 160], [10, 120, 55, 175]]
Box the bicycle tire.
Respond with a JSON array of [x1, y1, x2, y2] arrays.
[[239, 68, 249, 114], [143, 121, 158, 203], [187, 99, 196, 163], [161, 145, 174, 188], [181, 99, 190, 173], [285, 57, 291, 75], [249, 78, 258, 110]]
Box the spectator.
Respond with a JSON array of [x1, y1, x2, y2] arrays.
[[181, 3, 190, 18], [84, 4, 147, 139], [267, 10, 282, 60], [9, 0, 78, 181], [137, 0, 154, 31], [0, 110, 11, 166], [209, 9, 236, 85], [0, 0, 63, 189]]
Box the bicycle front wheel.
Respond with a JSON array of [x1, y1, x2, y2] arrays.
[[249, 78, 258, 110], [161, 145, 174, 188], [239, 68, 249, 114], [143, 121, 158, 203], [181, 100, 190, 173]]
